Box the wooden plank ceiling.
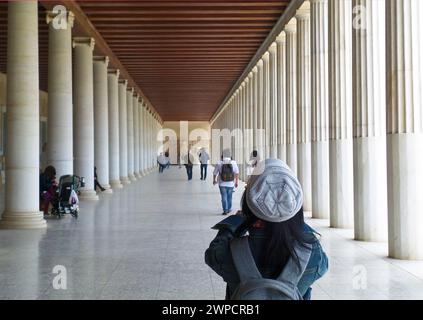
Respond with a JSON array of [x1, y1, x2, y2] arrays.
[[0, 0, 291, 121]]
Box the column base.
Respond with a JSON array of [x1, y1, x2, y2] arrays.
[[0, 211, 47, 229], [110, 180, 123, 189], [121, 177, 131, 185], [135, 172, 142, 179], [79, 189, 99, 201], [129, 174, 137, 182], [102, 184, 113, 194]]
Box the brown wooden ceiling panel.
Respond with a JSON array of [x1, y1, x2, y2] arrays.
[[78, 0, 290, 121], [0, 1, 291, 121]]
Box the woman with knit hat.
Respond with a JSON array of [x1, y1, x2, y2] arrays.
[[205, 159, 328, 300]]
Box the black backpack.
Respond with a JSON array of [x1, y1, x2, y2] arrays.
[[220, 162, 234, 182]]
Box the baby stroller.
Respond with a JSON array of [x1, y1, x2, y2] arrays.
[[51, 175, 85, 219]]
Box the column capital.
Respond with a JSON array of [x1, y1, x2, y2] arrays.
[[248, 71, 253, 79], [108, 68, 120, 78], [256, 58, 264, 68], [127, 87, 134, 94], [252, 66, 258, 73], [276, 31, 286, 43], [269, 42, 277, 53], [46, 10, 75, 28], [296, 1, 311, 20], [93, 56, 109, 67], [118, 79, 128, 86], [285, 17, 297, 34], [73, 37, 95, 50], [262, 51, 270, 61]]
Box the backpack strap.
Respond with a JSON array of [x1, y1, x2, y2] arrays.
[[230, 237, 262, 282], [276, 242, 312, 288]]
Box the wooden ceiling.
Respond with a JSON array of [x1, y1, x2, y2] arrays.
[[0, 0, 291, 121]]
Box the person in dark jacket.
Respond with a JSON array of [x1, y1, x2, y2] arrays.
[[39, 165, 58, 215], [205, 159, 328, 300]]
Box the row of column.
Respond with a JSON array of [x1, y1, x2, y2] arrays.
[[0, 1, 162, 229], [211, 0, 423, 260]]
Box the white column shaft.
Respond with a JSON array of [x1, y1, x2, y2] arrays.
[[1, 1, 46, 229], [311, 0, 330, 219], [386, 0, 423, 259], [118, 80, 130, 184], [108, 71, 122, 188], [127, 89, 135, 180], [46, 11, 73, 177], [276, 33, 287, 162], [328, 0, 354, 227], [73, 38, 98, 200]]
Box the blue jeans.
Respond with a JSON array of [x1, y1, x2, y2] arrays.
[[219, 186, 234, 213], [200, 164, 208, 180], [185, 165, 193, 180]]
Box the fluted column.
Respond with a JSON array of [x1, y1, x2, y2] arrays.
[[285, 18, 298, 174], [0, 1, 46, 229], [262, 52, 271, 159], [328, 0, 353, 227], [311, 0, 330, 219], [138, 99, 144, 177], [73, 37, 98, 200], [296, 2, 312, 212], [141, 105, 147, 175], [118, 79, 130, 184], [108, 69, 122, 189], [133, 94, 141, 178], [352, 0, 387, 241], [386, 0, 423, 259], [252, 66, 259, 152], [276, 32, 287, 162], [127, 87, 136, 181], [93, 56, 112, 193], [46, 10, 74, 178], [256, 59, 265, 159], [269, 42, 278, 159]]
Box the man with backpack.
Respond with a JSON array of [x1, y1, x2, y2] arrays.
[[213, 150, 239, 215]]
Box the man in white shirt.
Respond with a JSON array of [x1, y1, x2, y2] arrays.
[[213, 151, 239, 215], [198, 148, 210, 181]]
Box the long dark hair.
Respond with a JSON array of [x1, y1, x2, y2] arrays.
[[241, 193, 317, 276]]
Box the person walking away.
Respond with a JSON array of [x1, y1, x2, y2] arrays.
[[213, 151, 239, 215], [184, 152, 194, 181], [157, 153, 167, 173], [205, 159, 329, 300], [94, 166, 106, 192], [199, 148, 210, 180]]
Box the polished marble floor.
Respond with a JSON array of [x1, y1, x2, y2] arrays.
[[0, 166, 423, 300]]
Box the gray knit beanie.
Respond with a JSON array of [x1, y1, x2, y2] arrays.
[[246, 159, 303, 223]]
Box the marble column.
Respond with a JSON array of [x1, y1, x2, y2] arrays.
[[127, 87, 136, 181], [138, 99, 144, 177], [262, 51, 271, 159], [108, 69, 122, 189], [73, 37, 98, 201], [133, 94, 141, 178], [46, 10, 74, 178], [276, 32, 287, 162], [0, 1, 47, 229], [352, 0, 387, 241], [296, 2, 312, 212], [386, 0, 423, 259], [252, 67, 258, 152], [269, 42, 278, 159], [285, 18, 298, 174], [141, 105, 147, 175], [256, 59, 265, 159], [311, 0, 330, 219], [93, 56, 112, 193], [328, 0, 354, 228], [118, 79, 130, 185]]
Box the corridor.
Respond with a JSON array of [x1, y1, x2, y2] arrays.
[[1, 167, 423, 300]]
